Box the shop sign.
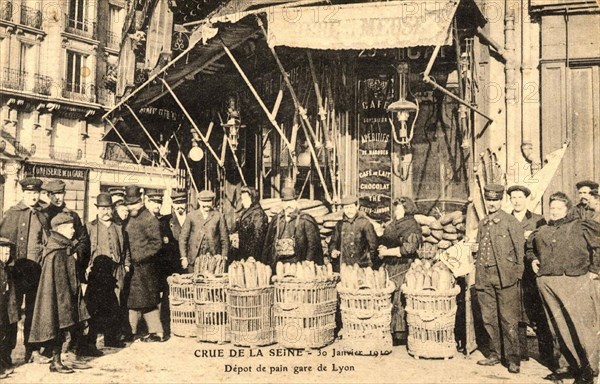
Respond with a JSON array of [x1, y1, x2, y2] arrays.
[[25, 164, 88, 180], [357, 70, 395, 222]]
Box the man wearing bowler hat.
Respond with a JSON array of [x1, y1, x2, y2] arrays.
[[474, 184, 525, 374], [0, 177, 51, 365], [179, 190, 229, 272], [85, 193, 130, 349], [575, 180, 599, 220], [263, 187, 323, 270], [329, 196, 378, 270], [42, 179, 92, 357], [123, 186, 164, 342]]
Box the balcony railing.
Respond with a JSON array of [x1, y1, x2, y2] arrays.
[[1, 1, 12, 21], [50, 145, 83, 162], [33, 74, 52, 95], [106, 31, 121, 50], [1, 67, 26, 91], [20, 5, 41, 29], [62, 79, 96, 103], [64, 13, 97, 40], [97, 87, 115, 107]]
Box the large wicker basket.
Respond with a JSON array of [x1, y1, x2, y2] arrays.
[[273, 274, 340, 349], [402, 285, 461, 359], [167, 274, 196, 337], [228, 286, 276, 347], [195, 274, 229, 343], [337, 282, 396, 355]]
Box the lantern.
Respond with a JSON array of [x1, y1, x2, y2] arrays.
[[387, 62, 419, 146]]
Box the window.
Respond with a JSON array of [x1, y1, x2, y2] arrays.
[[66, 50, 87, 93], [69, 0, 85, 23]]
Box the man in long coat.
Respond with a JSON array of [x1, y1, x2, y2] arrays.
[[0, 238, 17, 378], [0, 177, 50, 364], [29, 213, 90, 374], [123, 186, 164, 342], [263, 187, 323, 270], [179, 190, 229, 272], [475, 184, 525, 374]]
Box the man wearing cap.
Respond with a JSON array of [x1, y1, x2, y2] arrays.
[[0, 177, 51, 365], [85, 193, 130, 349], [157, 191, 187, 336], [575, 180, 599, 220], [474, 184, 525, 374], [179, 190, 230, 272], [145, 189, 164, 218], [329, 196, 378, 269], [263, 187, 323, 270], [507, 185, 550, 363], [109, 187, 129, 225], [123, 186, 165, 342], [29, 212, 90, 374], [42, 179, 92, 358]]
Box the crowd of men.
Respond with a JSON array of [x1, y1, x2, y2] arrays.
[[0, 176, 598, 382]]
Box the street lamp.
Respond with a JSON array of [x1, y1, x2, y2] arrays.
[[387, 62, 419, 146]]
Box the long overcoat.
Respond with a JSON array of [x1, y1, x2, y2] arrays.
[[178, 209, 230, 266], [233, 203, 268, 263]]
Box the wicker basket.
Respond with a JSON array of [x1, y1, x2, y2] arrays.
[[195, 274, 229, 343], [273, 274, 340, 349], [402, 285, 461, 359], [167, 274, 197, 337], [228, 286, 276, 347], [337, 282, 396, 355]]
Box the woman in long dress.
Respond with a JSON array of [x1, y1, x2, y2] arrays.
[[378, 197, 422, 344]]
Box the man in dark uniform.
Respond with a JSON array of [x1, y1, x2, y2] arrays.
[[42, 180, 94, 358], [507, 185, 550, 364], [263, 187, 323, 270], [474, 184, 525, 374], [329, 196, 378, 269], [179, 190, 229, 273], [109, 187, 129, 225], [157, 191, 187, 336], [574, 180, 598, 220], [145, 189, 163, 218], [0, 177, 50, 364]]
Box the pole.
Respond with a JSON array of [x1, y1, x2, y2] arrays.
[[103, 117, 152, 179], [173, 135, 200, 194], [224, 130, 248, 186]]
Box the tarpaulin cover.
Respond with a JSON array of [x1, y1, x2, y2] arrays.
[[266, 0, 459, 50]]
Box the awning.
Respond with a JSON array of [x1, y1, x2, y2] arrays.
[[266, 0, 460, 50]]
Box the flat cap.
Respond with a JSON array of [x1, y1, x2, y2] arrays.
[[171, 191, 187, 204], [44, 180, 66, 194], [51, 212, 74, 229], [197, 190, 215, 202], [281, 187, 296, 202], [484, 183, 505, 201], [19, 177, 43, 191], [507, 185, 531, 197], [340, 195, 358, 205], [576, 180, 599, 191]]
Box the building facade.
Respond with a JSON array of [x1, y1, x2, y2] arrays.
[[0, 0, 177, 221]]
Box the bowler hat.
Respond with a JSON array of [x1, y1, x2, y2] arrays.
[[197, 190, 215, 202], [51, 212, 74, 229], [124, 185, 142, 205], [19, 177, 43, 192], [484, 184, 505, 201], [171, 191, 187, 204], [281, 187, 296, 202], [507, 185, 531, 197], [576, 180, 599, 191], [44, 180, 66, 194], [95, 193, 113, 207], [340, 195, 358, 205]]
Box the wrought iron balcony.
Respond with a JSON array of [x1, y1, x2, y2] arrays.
[[33, 74, 52, 95], [106, 31, 121, 50], [64, 13, 97, 39], [1, 67, 27, 91], [20, 5, 41, 29], [50, 145, 83, 162], [62, 79, 96, 103], [1, 1, 12, 21]]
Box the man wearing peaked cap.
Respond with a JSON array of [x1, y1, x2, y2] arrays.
[[29, 211, 89, 374], [329, 195, 377, 270], [42, 179, 92, 358], [179, 189, 229, 272], [144, 189, 163, 218], [475, 183, 526, 374], [0, 177, 50, 366], [575, 180, 599, 220], [507, 185, 548, 363]]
